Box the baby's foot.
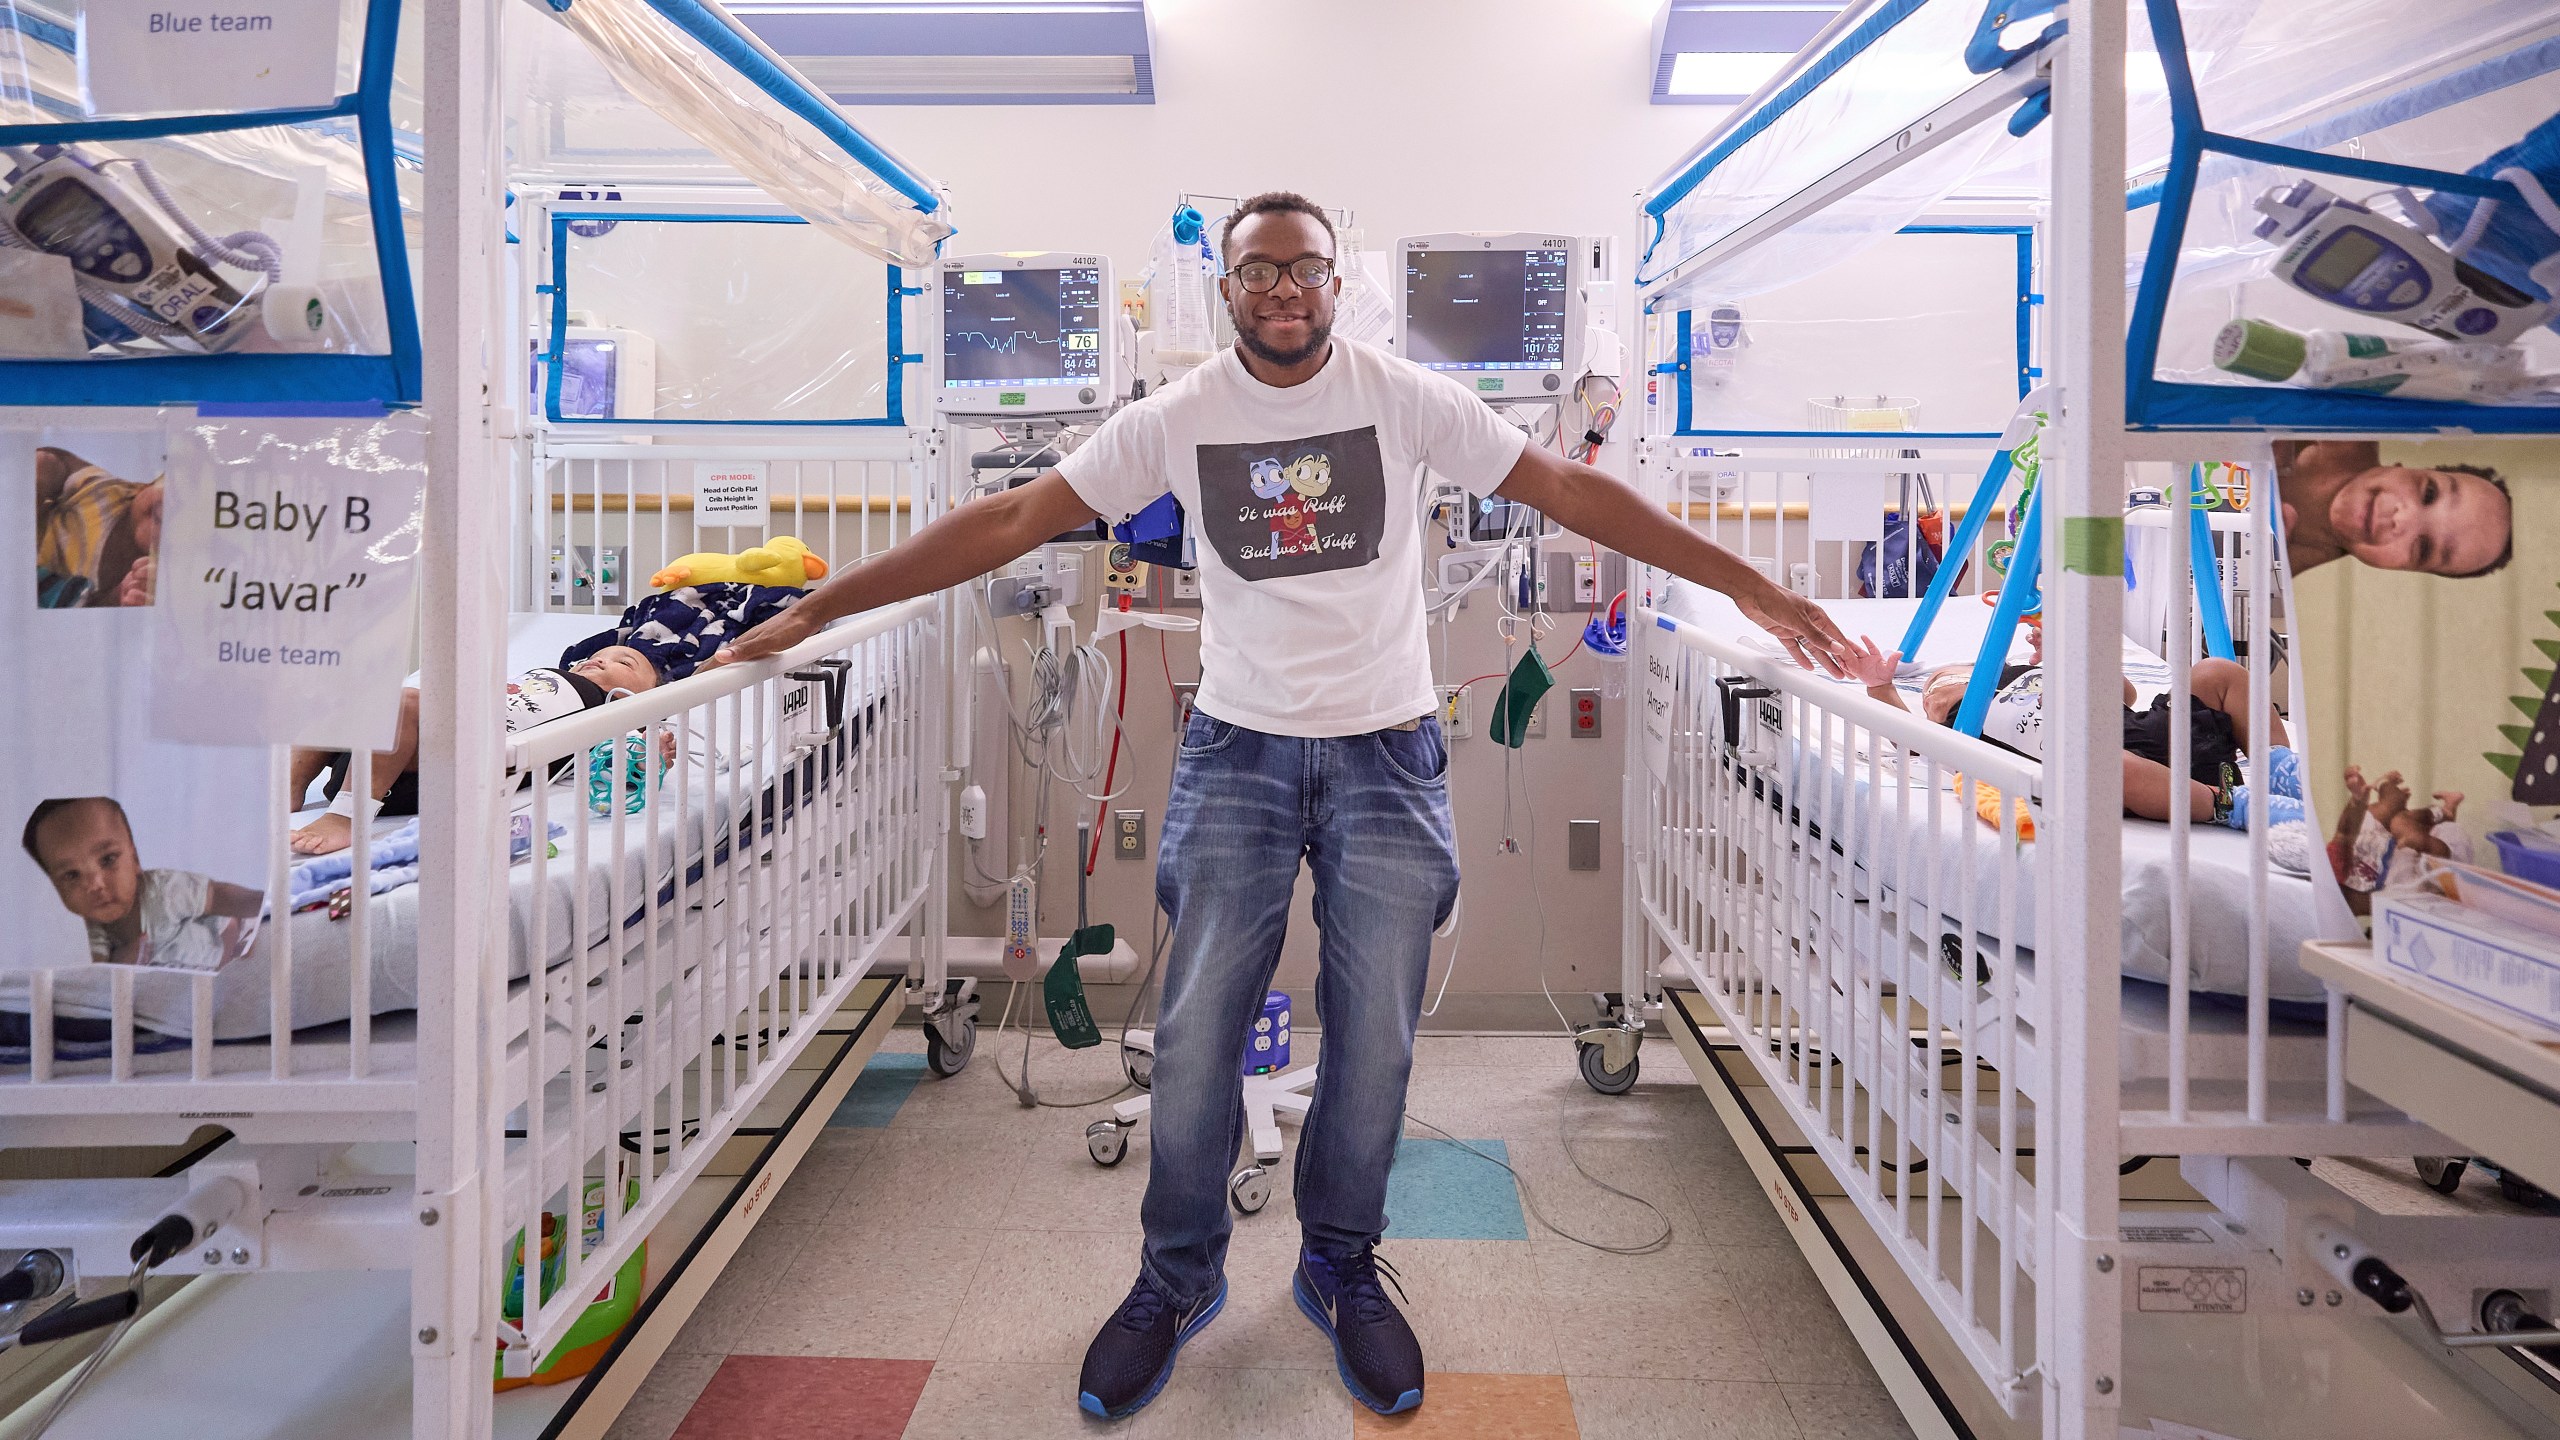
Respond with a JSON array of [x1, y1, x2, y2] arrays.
[[291, 812, 353, 856]]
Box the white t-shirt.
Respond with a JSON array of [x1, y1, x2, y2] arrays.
[[86, 869, 251, 972], [1058, 340, 1529, 737]]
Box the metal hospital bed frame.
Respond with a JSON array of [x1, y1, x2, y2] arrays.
[[0, 6, 965, 1436], [1603, 4, 2560, 1437]]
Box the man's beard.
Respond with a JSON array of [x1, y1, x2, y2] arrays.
[[1236, 313, 1332, 368]]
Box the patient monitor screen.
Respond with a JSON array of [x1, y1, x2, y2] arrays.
[[1402, 247, 1569, 370], [943, 265, 1105, 387]]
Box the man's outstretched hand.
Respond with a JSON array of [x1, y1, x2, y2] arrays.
[[1735, 578, 1856, 679], [701, 605, 823, 673]]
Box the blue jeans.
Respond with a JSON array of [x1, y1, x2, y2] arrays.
[[1138, 710, 1461, 1305]]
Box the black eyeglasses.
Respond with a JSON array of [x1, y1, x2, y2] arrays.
[[1232, 257, 1334, 293]]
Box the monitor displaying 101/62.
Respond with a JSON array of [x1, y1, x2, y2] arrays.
[[943, 266, 1104, 386], [1402, 248, 1569, 369]]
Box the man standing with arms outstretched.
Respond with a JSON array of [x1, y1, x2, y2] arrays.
[[713, 191, 1855, 1419]]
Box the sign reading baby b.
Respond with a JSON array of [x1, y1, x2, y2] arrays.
[[152, 413, 427, 751]]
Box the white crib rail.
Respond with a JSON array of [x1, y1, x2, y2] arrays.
[[1641, 609, 2049, 1411], [1, 442, 939, 1143], [496, 596, 934, 1363], [1631, 456, 2445, 1413]]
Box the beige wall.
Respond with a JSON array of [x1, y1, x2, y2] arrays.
[[2292, 438, 2560, 839]]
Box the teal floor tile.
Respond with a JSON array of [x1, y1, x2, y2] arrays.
[[829, 1051, 929, 1127], [1383, 1136, 1528, 1241]]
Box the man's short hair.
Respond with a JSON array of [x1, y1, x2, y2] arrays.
[[1221, 191, 1335, 264], [22, 796, 128, 866], [2439, 462, 2513, 578]]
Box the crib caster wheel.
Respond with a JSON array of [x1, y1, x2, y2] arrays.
[[1579, 1041, 1640, 1095], [924, 1019, 975, 1078], [1229, 1166, 1271, 1215], [1087, 1120, 1129, 1168], [1123, 1047, 1153, 1090], [2415, 1157, 2466, 1195]]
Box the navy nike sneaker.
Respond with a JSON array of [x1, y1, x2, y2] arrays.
[[1293, 1244, 1425, 1415], [1076, 1271, 1225, 1419]]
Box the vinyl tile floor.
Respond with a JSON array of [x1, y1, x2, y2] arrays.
[[609, 1027, 1915, 1440]]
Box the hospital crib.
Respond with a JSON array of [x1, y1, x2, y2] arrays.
[[0, 445, 950, 1422], [1620, 438, 2558, 1431]]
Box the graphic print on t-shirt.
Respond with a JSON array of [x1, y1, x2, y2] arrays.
[[1198, 426, 1386, 581]]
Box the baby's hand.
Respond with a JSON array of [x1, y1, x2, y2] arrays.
[[2341, 764, 2369, 805], [2432, 790, 2464, 821], [1844, 638, 1902, 689]]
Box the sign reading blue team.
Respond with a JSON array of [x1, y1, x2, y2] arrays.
[[146, 10, 275, 31]]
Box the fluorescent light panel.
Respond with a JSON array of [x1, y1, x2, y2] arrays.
[[1653, 0, 1837, 104], [733, 0, 1154, 103], [791, 53, 1138, 95], [1666, 50, 1793, 96]]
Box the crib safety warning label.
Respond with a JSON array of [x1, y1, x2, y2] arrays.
[[693, 462, 770, 526], [2136, 1265, 2246, 1314]]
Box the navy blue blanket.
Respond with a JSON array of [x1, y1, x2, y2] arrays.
[[560, 582, 807, 682]]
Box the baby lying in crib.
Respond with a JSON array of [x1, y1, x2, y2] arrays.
[[285, 580, 811, 855], [286, 645, 666, 856], [1843, 631, 2303, 830]]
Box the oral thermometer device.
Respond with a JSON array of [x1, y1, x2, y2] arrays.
[[0, 146, 278, 352], [2254, 180, 2553, 345]]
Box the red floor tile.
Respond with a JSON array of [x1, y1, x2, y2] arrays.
[[671, 1355, 934, 1440], [1355, 1372, 1580, 1438]]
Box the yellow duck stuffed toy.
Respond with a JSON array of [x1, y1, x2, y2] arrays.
[[650, 535, 829, 591]]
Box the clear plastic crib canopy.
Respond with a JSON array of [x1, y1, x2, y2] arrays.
[[1639, 0, 2560, 431], [0, 0, 421, 402], [509, 0, 954, 270]]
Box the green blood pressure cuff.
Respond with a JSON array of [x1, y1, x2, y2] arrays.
[[1044, 923, 1113, 1049], [1488, 649, 1555, 749]]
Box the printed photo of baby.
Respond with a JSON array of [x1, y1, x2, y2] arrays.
[[34, 445, 163, 609], [20, 797, 261, 972]]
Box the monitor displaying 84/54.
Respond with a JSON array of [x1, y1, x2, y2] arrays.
[[943, 266, 1104, 386]]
